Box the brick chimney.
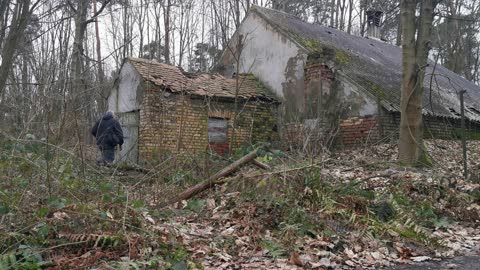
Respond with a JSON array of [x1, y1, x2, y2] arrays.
[[366, 10, 383, 40], [303, 53, 335, 118]]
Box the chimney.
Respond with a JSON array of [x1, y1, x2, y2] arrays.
[[366, 10, 383, 39]]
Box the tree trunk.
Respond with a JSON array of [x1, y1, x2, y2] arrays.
[[347, 0, 353, 34], [339, 0, 345, 30], [330, 0, 335, 28], [122, 0, 129, 59], [359, 4, 366, 37], [398, 0, 435, 166], [93, 0, 107, 113], [93, 0, 104, 84], [235, 0, 241, 28], [0, 0, 32, 101], [70, 0, 89, 106], [0, 0, 11, 45], [395, 13, 402, 46], [163, 0, 171, 64], [230, 35, 243, 153]]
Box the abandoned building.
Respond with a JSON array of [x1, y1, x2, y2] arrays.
[[218, 5, 480, 146], [107, 57, 278, 164]]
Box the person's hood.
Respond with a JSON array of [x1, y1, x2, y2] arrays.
[[102, 112, 113, 120]]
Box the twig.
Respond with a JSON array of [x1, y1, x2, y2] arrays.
[[359, 173, 394, 182]]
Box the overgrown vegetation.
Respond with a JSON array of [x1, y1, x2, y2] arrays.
[[0, 136, 209, 269], [1, 136, 479, 269], [232, 167, 457, 252]]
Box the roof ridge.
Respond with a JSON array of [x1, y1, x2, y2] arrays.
[[123, 57, 278, 101], [127, 57, 173, 67], [250, 5, 399, 51], [249, 6, 311, 53], [250, 5, 298, 19]]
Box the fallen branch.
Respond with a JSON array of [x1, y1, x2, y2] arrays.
[[165, 146, 264, 206], [251, 159, 331, 178], [252, 159, 271, 170]]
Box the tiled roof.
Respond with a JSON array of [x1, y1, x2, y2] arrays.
[[126, 57, 277, 102], [251, 6, 480, 121]]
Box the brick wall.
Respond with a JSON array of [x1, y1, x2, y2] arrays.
[[289, 50, 480, 148], [289, 57, 337, 148], [304, 63, 335, 85], [304, 60, 335, 118], [337, 110, 480, 146], [378, 111, 480, 140], [424, 115, 480, 139], [138, 86, 278, 162], [339, 116, 380, 145], [304, 48, 336, 84]]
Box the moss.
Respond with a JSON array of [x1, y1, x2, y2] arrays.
[[368, 82, 386, 99], [244, 74, 278, 99], [416, 151, 433, 168], [302, 39, 320, 51], [466, 130, 480, 140], [291, 31, 351, 67], [307, 46, 336, 62], [335, 50, 351, 65], [395, 145, 433, 167], [287, 30, 321, 52], [468, 131, 480, 140], [301, 40, 351, 68]]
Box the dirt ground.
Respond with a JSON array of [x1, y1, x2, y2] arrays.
[[389, 255, 480, 270]]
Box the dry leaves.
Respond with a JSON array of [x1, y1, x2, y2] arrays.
[[153, 140, 479, 269]]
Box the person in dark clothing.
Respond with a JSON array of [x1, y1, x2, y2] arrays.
[[91, 111, 124, 164]]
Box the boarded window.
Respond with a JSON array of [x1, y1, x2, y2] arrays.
[[208, 118, 228, 143]]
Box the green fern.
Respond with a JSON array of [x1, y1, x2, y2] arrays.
[[0, 250, 47, 270]]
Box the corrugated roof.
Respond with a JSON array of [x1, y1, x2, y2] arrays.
[[251, 5, 480, 121], [126, 57, 277, 102]]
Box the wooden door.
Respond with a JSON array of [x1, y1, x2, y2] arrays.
[[116, 111, 139, 163]]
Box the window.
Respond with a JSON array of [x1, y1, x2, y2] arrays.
[[208, 118, 228, 143]]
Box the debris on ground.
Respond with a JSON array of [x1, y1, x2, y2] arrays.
[[0, 139, 479, 269]]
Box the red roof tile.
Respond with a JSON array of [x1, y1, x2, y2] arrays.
[[127, 57, 277, 101]]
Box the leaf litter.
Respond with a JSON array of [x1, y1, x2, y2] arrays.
[[0, 139, 479, 269], [146, 140, 479, 269]]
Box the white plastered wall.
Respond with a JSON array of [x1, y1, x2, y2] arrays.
[[229, 13, 306, 99], [108, 62, 141, 113]]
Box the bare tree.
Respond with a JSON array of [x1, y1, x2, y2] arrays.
[[0, 0, 39, 102], [398, 0, 439, 165], [163, 0, 172, 64]]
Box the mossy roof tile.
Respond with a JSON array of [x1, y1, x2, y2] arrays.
[[251, 5, 480, 121], [126, 57, 278, 102]]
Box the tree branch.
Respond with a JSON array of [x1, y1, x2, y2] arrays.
[[84, 0, 112, 25], [66, 0, 76, 13]]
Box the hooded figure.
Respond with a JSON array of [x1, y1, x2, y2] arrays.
[[91, 111, 124, 164]]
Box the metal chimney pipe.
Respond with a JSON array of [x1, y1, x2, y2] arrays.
[[366, 10, 383, 39]]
